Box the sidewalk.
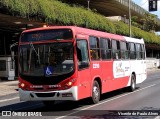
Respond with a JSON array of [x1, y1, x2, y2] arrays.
[[147, 67, 160, 73], [0, 79, 18, 96]]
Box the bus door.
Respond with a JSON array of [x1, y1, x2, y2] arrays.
[[142, 44, 147, 78], [135, 43, 144, 81], [99, 38, 113, 93], [76, 37, 91, 99], [89, 36, 102, 90]]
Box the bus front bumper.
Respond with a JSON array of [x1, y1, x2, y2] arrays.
[[19, 86, 78, 101]]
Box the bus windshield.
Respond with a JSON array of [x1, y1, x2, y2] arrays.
[[19, 42, 74, 76]]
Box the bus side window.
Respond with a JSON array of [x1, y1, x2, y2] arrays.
[[129, 42, 136, 59], [141, 44, 145, 59], [136, 43, 142, 60], [120, 41, 129, 59], [89, 36, 100, 60], [100, 38, 111, 60], [76, 39, 89, 69], [112, 39, 120, 60]]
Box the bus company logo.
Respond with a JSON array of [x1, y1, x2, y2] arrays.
[[115, 62, 124, 73], [2, 111, 11, 116]]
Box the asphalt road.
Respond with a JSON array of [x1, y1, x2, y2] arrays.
[[0, 70, 160, 119]]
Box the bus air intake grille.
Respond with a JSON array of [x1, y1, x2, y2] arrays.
[[35, 92, 56, 97]]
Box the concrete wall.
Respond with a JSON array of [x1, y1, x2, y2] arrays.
[[146, 58, 160, 69]]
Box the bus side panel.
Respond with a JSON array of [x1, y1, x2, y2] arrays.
[[142, 59, 147, 81], [100, 61, 114, 93], [97, 60, 130, 94], [77, 68, 91, 100], [129, 60, 147, 84], [90, 61, 102, 92], [112, 60, 130, 90]]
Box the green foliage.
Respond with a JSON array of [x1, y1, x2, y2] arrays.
[[114, 21, 160, 44], [114, 21, 130, 36], [131, 16, 142, 29], [140, 13, 157, 32], [0, 0, 160, 44]]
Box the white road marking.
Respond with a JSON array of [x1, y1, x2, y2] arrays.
[[55, 84, 157, 119], [0, 97, 19, 103], [154, 116, 160, 119]]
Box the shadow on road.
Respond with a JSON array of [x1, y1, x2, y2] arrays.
[[0, 87, 140, 114]]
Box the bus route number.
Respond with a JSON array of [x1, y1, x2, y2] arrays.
[[93, 63, 100, 69]]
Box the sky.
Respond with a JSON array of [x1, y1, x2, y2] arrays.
[[132, 0, 160, 34], [132, 0, 160, 18]]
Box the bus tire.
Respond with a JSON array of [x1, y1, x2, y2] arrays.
[[42, 101, 55, 106], [129, 74, 136, 92], [91, 80, 100, 104]]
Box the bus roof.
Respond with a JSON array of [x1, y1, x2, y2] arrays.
[[22, 26, 144, 44]]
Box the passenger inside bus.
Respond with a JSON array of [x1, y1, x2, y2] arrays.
[[90, 49, 99, 60]]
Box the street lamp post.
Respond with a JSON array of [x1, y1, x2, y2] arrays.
[[87, 0, 90, 10], [124, 15, 126, 23], [128, 0, 131, 37]]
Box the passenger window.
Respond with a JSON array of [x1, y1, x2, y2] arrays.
[[129, 43, 136, 59], [120, 41, 129, 59], [112, 40, 120, 60], [100, 38, 111, 60], [141, 44, 145, 59], [89, 36, 100, 60], [136, 43, 142, 59]]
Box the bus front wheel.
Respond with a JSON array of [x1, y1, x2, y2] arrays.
[[91, 80, 100, 104]]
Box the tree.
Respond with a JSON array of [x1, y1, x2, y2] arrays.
[[131, 16, 142, 29], [140, 13, 157, 32]]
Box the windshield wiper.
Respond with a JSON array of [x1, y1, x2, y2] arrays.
[[29, 42, 40, 64]]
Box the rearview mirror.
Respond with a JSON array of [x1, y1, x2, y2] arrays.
[[10, 42, 18, 61]]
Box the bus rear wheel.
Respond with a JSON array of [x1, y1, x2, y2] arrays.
[[91, 80, 100, 104], [42, 101, 55, 106], [129, 74, 136, 92]]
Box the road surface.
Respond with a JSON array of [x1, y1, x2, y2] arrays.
[[0, 69, 160, 119]]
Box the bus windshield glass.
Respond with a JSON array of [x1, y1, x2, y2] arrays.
[[19, 42, 74, 76], [21, 29, 73, 42]]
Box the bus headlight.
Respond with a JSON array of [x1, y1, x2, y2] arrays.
[[19, 82, 29, 90], [64, 79, 76, 89], [20, 83, 25, 88], [67, 81, 72, 86]]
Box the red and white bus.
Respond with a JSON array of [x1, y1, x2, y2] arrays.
[[18, 26, 147, 105]]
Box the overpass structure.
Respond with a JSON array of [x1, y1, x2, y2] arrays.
[[65, 0, 160, 31]]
